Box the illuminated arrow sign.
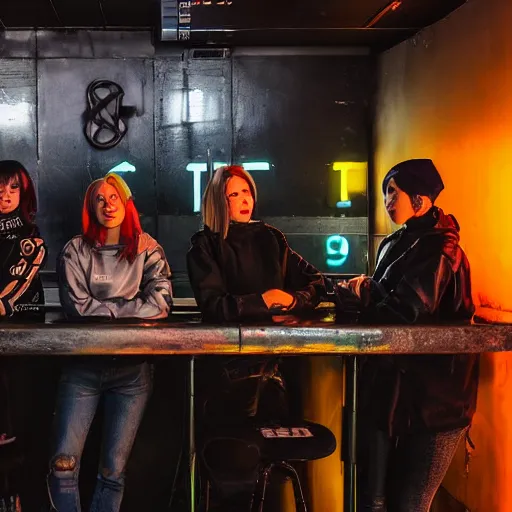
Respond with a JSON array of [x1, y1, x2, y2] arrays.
[[107, 161, 136, 174]]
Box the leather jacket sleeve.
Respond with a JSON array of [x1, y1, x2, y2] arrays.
[[186, 235, 269, 323], [358, 237, 473, 324]]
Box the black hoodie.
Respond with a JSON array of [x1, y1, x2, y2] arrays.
[[187, 221, 324, 323]]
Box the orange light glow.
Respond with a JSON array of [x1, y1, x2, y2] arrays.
[[375, 0, 512, 508]]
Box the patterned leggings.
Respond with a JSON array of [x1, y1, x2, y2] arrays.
[[362, 427, 468, 512]]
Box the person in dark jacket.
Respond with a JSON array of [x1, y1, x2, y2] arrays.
[[0, 160, 47, 511], [187, 165, 325, 510], [0, 161, 45, 320], [336, 159, 478, 512]]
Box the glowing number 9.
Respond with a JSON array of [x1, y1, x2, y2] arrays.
[[326, 235, 349, 267]]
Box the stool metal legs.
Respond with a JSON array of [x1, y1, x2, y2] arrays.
[[343, 355, 358, 512], [189, 356, 196, 512], [251, 460, 307, 512]]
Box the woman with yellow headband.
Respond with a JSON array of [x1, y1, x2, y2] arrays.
[[47, 173, 172, 512]]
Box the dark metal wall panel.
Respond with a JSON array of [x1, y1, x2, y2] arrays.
[[155, 52, 233, 295], [37, 30, 155, 59], [263, 216, 368, 273], [232, 53, 373, 218], [232, 53, 373, 274], [263, 217, 368, 274], [155, 53, 233, 214], [0, 59, 38, 188], [1, 31, 375, 285], [37, 58, 155, 269], [262, 216, 367, 235], [157, 215, 202, 296], [0, 30, 36, 58]]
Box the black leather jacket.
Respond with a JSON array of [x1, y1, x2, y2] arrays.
[[338, 207, 479, 434]]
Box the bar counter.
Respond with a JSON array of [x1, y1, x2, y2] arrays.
[[1, 313, 508, 512], [1, 315, 511, 355]]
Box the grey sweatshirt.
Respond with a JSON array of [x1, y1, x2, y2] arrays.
[[59, 233, 172, 319]]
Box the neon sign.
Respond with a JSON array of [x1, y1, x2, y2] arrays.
[[186, 161, 271, 212], [332, 162, 367, 209], [326, 235, 349, 267], [107, 161, 136, 174]]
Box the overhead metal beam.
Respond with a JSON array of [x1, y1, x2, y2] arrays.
[[364, 0, 403, 28], [48, 0, 64, 26], [97, 0, 108, 28]]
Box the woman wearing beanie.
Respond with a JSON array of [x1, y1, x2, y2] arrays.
[[48, 173, 172, 512], [336, 159, 479, 512]]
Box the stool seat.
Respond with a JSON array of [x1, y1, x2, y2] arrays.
[[202, 419, 336, 464]]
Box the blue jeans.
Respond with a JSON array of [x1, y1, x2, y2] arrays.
[[48, 361, 152, 512]]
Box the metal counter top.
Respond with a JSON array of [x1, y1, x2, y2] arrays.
[[1, 316, 511, 355]]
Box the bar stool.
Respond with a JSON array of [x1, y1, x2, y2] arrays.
[[200, 420, 336, 512]]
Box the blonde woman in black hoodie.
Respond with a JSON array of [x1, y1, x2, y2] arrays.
[[187, 165, 325, 511]]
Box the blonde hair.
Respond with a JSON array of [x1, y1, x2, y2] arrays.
[[87, 172, 133, 211], [202, 165, 257, 239], [82, 172, 142, 262]]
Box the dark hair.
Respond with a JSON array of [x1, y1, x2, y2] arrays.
[[382, 159, 444, 202], [0, 160, 37, 223]]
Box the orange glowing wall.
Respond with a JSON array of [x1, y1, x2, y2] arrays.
[[375, 0, 512, 509]]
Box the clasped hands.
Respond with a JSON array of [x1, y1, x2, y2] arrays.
[[337, 274, 368, 299], [262, 289, 295, 310]]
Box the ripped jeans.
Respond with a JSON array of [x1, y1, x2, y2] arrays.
[[47, 361, 152, 512]]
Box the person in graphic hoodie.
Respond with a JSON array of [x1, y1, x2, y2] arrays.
[[0, 160, 46, 512], [335, 159, 478, 512], [48, 173, 172, 512]]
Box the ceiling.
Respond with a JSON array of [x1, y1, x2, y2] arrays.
[[0, 0, 467, 50]]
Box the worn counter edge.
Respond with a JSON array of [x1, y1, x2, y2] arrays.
[[0, 322, 511, 355], [0, 323, 241, 355], [239, 324, 512, 354]]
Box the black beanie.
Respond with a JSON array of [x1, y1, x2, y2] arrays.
[[382, 159, 444, 202]]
